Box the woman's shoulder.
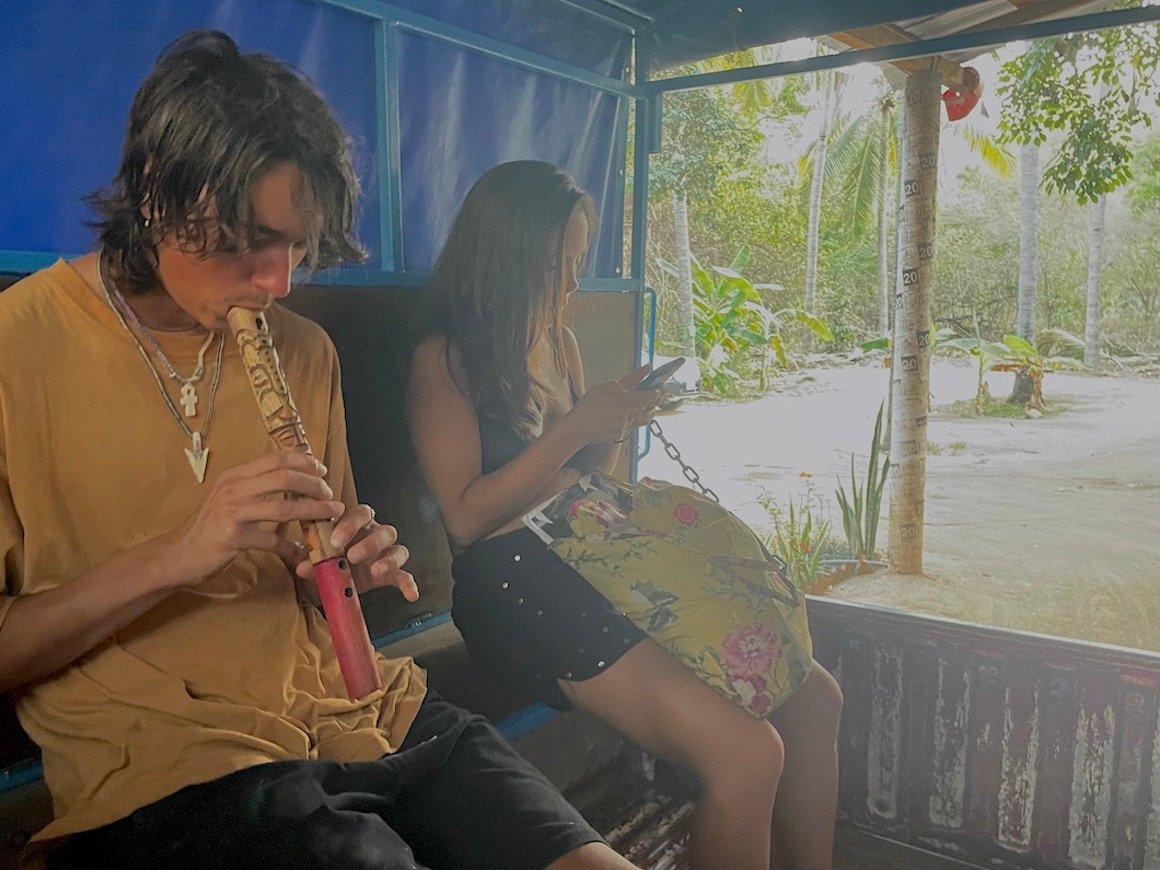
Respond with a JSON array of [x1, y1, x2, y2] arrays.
[[411, 333, 469, 392], [413, 333, 459, 367]]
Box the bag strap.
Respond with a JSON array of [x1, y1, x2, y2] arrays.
[[644, 425, 795, 590], [647, 419, 719, 504]]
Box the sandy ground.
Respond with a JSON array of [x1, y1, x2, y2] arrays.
[[637, 359, 1160, 651]]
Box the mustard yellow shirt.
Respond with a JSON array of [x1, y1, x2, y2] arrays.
[[0, 261, 427, 852]]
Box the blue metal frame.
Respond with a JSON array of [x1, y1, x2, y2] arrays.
[[312, 0, 642, 287], [321, 0, 640, 98], [0, 758, 44, 797], [0, 250, 83, 275], [374, 20, 405, 272]]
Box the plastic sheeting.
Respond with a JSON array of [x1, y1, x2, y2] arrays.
[[0, 0, 630, 277], [397, 29, 628, 274]]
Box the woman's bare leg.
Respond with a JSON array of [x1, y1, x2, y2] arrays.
[[767, 661, 843, 869], [562, 640, 784, 870], [548, 841, 638, 869]]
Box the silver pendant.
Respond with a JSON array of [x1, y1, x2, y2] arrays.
[[180, 383, 198, 417], [184, 432, 209, 483]]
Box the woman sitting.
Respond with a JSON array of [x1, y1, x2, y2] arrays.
[[406, 160, 843, 870]]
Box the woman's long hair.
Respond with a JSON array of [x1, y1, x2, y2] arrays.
[[428, 161, 597, 440]]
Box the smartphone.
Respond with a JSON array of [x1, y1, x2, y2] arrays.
[[637, 357, 685, 390]]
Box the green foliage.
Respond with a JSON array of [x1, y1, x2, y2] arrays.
[[634, 44, 1160, 370], [758, 489, 832, 591], [1103, 206, 1160, 350], [998, 23, 1160, 203], [859, 327, 956, 354], [942, 331, 1016, 414], [994, 334, 1086, 376], [659, 246, 832, 393], [834, 404, 890, 562], [1127, 132, 1160, 213], [826, 91, 897, 241]]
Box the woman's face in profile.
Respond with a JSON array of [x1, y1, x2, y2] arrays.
[[547, 206, 589, 309]]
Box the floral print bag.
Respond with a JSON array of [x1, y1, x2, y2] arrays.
[[524, 472, 813, 717]]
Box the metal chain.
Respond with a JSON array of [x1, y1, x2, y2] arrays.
[[646, 418, 719, 504], [98, 252, 224, 441], [112, 277, 214, 386], [646, 420, 794, 580]]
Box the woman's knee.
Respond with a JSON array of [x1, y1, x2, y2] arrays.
[[694, 715, 785, 799], [777, 663, 843, 737], [811, 664, 844, 730]]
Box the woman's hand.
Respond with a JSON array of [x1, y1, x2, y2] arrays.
[[168, 452, 347, 590], [560, 365, 663, 445], [290, 505, 418, 602]]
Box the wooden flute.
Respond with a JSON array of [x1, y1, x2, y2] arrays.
[[226, 307, 382, 700]]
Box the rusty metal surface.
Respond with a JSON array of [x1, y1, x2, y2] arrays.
[[810, 597, 1160, 870]]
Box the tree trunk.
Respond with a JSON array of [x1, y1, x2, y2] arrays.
[[877, 100, 891, 338], [804, 73, 835, 349], [672, 189, 696, 360], [1015, 142, 1039, 340], [888, 69, 940, 575], [1011, 142, 1040, 403], [881, 97, 907, 457], [1084, 195, 1107, 371]]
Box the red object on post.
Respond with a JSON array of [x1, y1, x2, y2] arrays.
[[942, 66, 982, 122]]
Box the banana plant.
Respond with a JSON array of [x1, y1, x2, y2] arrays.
[[941, 335, 1012, 415], [989, 334, 1086, 411], [661, 245, 832, 392]]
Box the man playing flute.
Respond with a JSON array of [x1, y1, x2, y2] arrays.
[[0, 29, 633, 870]]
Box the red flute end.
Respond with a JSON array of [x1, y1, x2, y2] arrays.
[[314, 556, 383, 699]]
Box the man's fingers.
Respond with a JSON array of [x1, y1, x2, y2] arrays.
[[231, 468, 335, 504], [231, 450, 328, 481], [234, 497, 346, 526], [331, 505, 385, 552], [363, 566, 418, 602]]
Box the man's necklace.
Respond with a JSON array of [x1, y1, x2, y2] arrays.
[[98, 253, 224, 483]]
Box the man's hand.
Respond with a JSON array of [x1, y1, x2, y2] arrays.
[[168, 452, 346, 591], [290, 504, 418, 603]]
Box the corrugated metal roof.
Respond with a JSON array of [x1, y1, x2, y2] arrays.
[[582, 0, 1125, 71]]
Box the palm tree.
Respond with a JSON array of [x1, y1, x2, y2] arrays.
[[828, 89, 897, 336], [1084, 194, 1108, 370], [999, 28, 1160, 370], [828, 81, 1014, 340], [829, 77, 1012, 459], [804, 70, 841, 346], [1010, 142, 1040, 403]]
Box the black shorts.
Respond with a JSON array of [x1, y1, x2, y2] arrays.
[[48, 694, 602, 870], [452, 528, 647, 710]]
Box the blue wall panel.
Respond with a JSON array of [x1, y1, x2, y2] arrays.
[[396, 29, 629, 276], [0, 0, 380, 266], [0, 0, 631, 278]]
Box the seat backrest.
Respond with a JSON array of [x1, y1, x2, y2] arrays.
[[281, 285, 453, 637]]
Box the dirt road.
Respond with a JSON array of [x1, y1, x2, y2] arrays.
[[638, 360, 1160, 651]]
